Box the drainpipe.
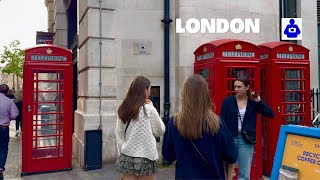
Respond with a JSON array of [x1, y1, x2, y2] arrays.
[[98, 0, 102, 129], [161, 0, 172, 124]]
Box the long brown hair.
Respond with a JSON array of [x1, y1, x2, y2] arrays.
[[174, 75, 220, 140], [118, 76, 151, 123]]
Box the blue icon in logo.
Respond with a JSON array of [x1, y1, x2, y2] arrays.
[[284, 19, 301, 38]]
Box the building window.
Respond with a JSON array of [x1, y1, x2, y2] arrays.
[[280, 0, 297, 43], [150, 86, 160, 114], [282, 0, 297, 18]]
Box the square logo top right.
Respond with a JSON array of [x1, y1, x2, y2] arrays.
[[281, 18, 302, 40]]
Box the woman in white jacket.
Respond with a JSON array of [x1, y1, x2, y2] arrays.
[[115, 76, 165, 180]]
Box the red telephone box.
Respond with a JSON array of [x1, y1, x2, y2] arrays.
[[258, 42, 310, 176], [22, 45, 73, 174], [194, 39, 262, 180]]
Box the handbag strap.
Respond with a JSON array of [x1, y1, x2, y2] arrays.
[[124, 119, 131, 134], [191, 141, 212, 170], [124, 104, 148, 135]]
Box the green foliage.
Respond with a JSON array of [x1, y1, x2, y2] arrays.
[[0, 40, 25, 77]]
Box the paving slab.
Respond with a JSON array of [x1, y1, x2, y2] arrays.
[[3, 121, 175, 180], [3, 121, 271, 180]]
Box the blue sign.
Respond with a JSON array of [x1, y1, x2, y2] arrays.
[[281, 18, 302, 40], [271, 125, 320, 179]]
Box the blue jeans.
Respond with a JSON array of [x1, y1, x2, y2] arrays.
[[233, 133, 254, 180], [0, 127, 9, 171]]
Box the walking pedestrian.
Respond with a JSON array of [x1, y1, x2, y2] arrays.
[[0, 84, 19, 179], [115, 76, 165, 180], [14, 90, 23, 137], [162, 75, 237, 179]]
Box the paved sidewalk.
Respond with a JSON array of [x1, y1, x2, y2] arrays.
[[17, 164, 175, 180], [3, 121, 175, 180], [4, 121, 270, 180]]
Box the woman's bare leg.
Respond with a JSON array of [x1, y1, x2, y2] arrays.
[[224, 164, 235, 180], [121, 173, 139, 180], [140, 174, 156, 180]]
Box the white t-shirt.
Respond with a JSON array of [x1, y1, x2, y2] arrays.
[[115, 104, 165, 161], [238, 108, 246, 132]]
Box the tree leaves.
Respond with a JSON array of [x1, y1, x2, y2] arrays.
[[0, 40, 25, 78]]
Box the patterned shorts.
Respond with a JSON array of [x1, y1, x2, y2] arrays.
[[116, 153, 158, 176]]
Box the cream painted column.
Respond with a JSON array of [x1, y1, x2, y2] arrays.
[[44, 0, 54, 31], [52, 0, 68, 47], [76, 0, 178, 166], [75, 0, 118, 167]]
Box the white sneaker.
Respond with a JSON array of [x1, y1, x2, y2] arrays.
[[15, 132, 19, 137]]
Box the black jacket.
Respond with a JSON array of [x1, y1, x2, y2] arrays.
[[15, 101, 23, 122], [220, 96, 274, 138]]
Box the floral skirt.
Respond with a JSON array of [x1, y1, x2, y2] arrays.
[[116, 153, 158, 176]]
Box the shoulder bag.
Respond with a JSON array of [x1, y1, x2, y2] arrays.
[[238, 111, 256, 144]]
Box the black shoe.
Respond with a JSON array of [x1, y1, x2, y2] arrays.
[[0, 170, 3, 180]]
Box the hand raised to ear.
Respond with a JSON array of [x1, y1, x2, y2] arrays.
[[146, 99, 154, 106], [251, 91, 261, 102]]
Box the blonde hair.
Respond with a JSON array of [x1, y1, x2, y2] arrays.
[[174, 75, 220, 140], [15, 90, 23, 102]]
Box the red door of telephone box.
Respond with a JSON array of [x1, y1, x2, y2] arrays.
[[194, 39, 262, 180], [258, 42, 310, 176], [22, 45, 73, 175]]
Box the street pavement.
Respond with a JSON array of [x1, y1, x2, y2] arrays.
[[3, 121, 175, 180], [3, 121, 270, 180]]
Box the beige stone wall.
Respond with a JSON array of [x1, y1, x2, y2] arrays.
[[0, 73, 13, 89], [45, 0, 54, 32], [0, 71, 22, 91], [174, 0, 318, 100], [76, 1, 118, 166], [75, 0, 177, 167], [298, 0, 318, 88], [53, 0, 68, 47], [174, 0, 280, 111], [45, 0, 68, 47]]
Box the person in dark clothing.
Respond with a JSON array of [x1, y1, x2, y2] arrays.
[[162, 75, 237, 180], [14, 90, 23, 137], [6, 89, 15, 100], [220, 76, 274, 180]]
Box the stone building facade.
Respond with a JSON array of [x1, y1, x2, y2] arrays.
[[0, 69, 22, 91], [44, 0, 318, 168]]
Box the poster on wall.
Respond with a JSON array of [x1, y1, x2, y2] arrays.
[[271, 125, 320, 179]]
